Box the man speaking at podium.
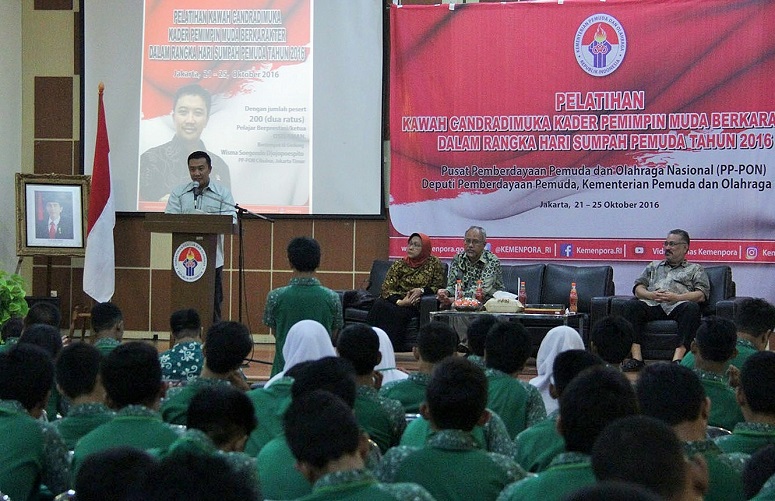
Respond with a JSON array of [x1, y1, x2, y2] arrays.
[[165, 151, 236, 322]]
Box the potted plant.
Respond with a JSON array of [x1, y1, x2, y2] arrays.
[[0, 271, 29, 330]]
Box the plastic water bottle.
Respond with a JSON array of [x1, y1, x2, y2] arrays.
[[475, 280, 484, 303], [455, 279, 464, 301], [569, 282, 578, 313]]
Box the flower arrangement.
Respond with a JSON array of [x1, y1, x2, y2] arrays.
[[0, 271, 29, 328]]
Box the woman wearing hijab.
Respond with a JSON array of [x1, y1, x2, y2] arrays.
[[373, 327, 409, 385], [529, 325, 585, 414], [264, 319, 336, 388], [366, 233, 446, 352]]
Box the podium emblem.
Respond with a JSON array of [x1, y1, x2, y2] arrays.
[[173, 241, 207, 282]]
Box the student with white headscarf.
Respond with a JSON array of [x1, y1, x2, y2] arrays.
[[529, 325, 584, 414], [264, 319, 336, 388], [373, 327, 409, 385]]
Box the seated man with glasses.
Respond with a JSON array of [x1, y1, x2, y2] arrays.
[[436, 226, 504, 309], [621, 229, 710, 371]]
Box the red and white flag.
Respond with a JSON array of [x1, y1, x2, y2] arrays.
[[83, 83, 115, 302]]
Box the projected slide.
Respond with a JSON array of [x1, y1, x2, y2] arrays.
[[84, 0, 383, 216], [138, 1, 312, 213]]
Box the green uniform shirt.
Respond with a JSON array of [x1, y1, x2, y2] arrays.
[[93, 337, 121, 356], [684, 439, 746, 501], [716, 422, 775, 455], [682, 338, 759, 370], [693, 368, 745, 431], [376, 429, 526, 501], [263, 277, 344, 376], [399, 409, 517, 458], [297, 469, 435, 501], [244, 377, 294, 456], [497, 452, 595, 501], [160, 377, 232, 425], [150, 429, 260, 494], [0, 400, 70, 501], [379, 372, 430, 414], [354, 385, 406, 453], [72, 405, 182, 477], [514, 411, 564, 473], [51, 402, 115, 449], [257, 434, 312, 500], [485, 368, 546, 439], [159, 340, 204, 382]]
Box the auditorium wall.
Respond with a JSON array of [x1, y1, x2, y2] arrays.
[[17, 1, 390, 339]]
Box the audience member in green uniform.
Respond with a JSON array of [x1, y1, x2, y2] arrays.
[[742, 445, 775, 499], [636, 362, 746, 501], [158, 308, 204, 383], [137, 449, 262, 501], [0, 316, 23, 353], [683, 297, 775, 371], [463, 313, 499, 369], [53, 342, 115, 449], [24, 300, 61, 330], [717, 351, 775, 455], [564, 482, 664, 501], [286, 390, 434, 501], [399, 407, 517, 458], [689, 316, 745, 431], [74, 447, 158, 501], [155, 386, 260, 494], [484, 321, 546, 439], [377, 357, 526, 501], [380, 320, 458, 413], [336, 323, 406, 453], [90, 301, 124, 355], [588, 314, 635, 366], [244, 371, 294, 456], [72, 342, 181, 476], [263, 236, 344, 377], [0, 344, 70, 500], [257, 356, 358, 500], [516, 349, 604, 473], [499, 366, 638, 501], [591, 415, 710, 501], [19, 323, 65, 420], [161, 321, 253, 425]]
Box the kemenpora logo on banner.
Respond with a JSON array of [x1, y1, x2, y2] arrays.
[[574, 14, 627, 76]]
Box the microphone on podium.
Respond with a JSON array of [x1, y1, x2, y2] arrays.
[[192, 181, 200, 207]]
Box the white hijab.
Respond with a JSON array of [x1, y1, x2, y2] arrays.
[[373, 327, 409, 385], [529, 325, 584, 415], [264, 319, 336, 388]]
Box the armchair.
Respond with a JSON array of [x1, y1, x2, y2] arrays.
[[340, 259, 447, 350], [594, 265, 738, 360]]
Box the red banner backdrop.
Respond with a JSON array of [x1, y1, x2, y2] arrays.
[[389, 1, 775, 263]]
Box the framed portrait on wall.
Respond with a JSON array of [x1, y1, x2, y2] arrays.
[[15, 174, 90, 256]]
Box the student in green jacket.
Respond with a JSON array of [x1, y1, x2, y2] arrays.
[[484, 321, 546, 439], [690, 317, 745, 431], [90, 302, 124, 356], [499, 366, 638, 501], [637, 362, 746, 501], [515, 349, 604, 472], [53, 342, 115, 449], [286, 390, 434, 501], [592, 415, 710, 501], [717, 351, 775, 455], [683, 297, 775, 370], [377, 357, 526, 501], [161, 321, 253, 425], [72, 342, 181, 476]]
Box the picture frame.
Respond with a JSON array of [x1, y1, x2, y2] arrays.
[[15, 173, 91, 256]]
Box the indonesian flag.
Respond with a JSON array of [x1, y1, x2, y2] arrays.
[[83, 83, 115, 302]]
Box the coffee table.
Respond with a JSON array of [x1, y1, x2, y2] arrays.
[[430, 310, 587, 353]]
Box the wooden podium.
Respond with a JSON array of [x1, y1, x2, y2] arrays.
[[144, 213, 235, 340]]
